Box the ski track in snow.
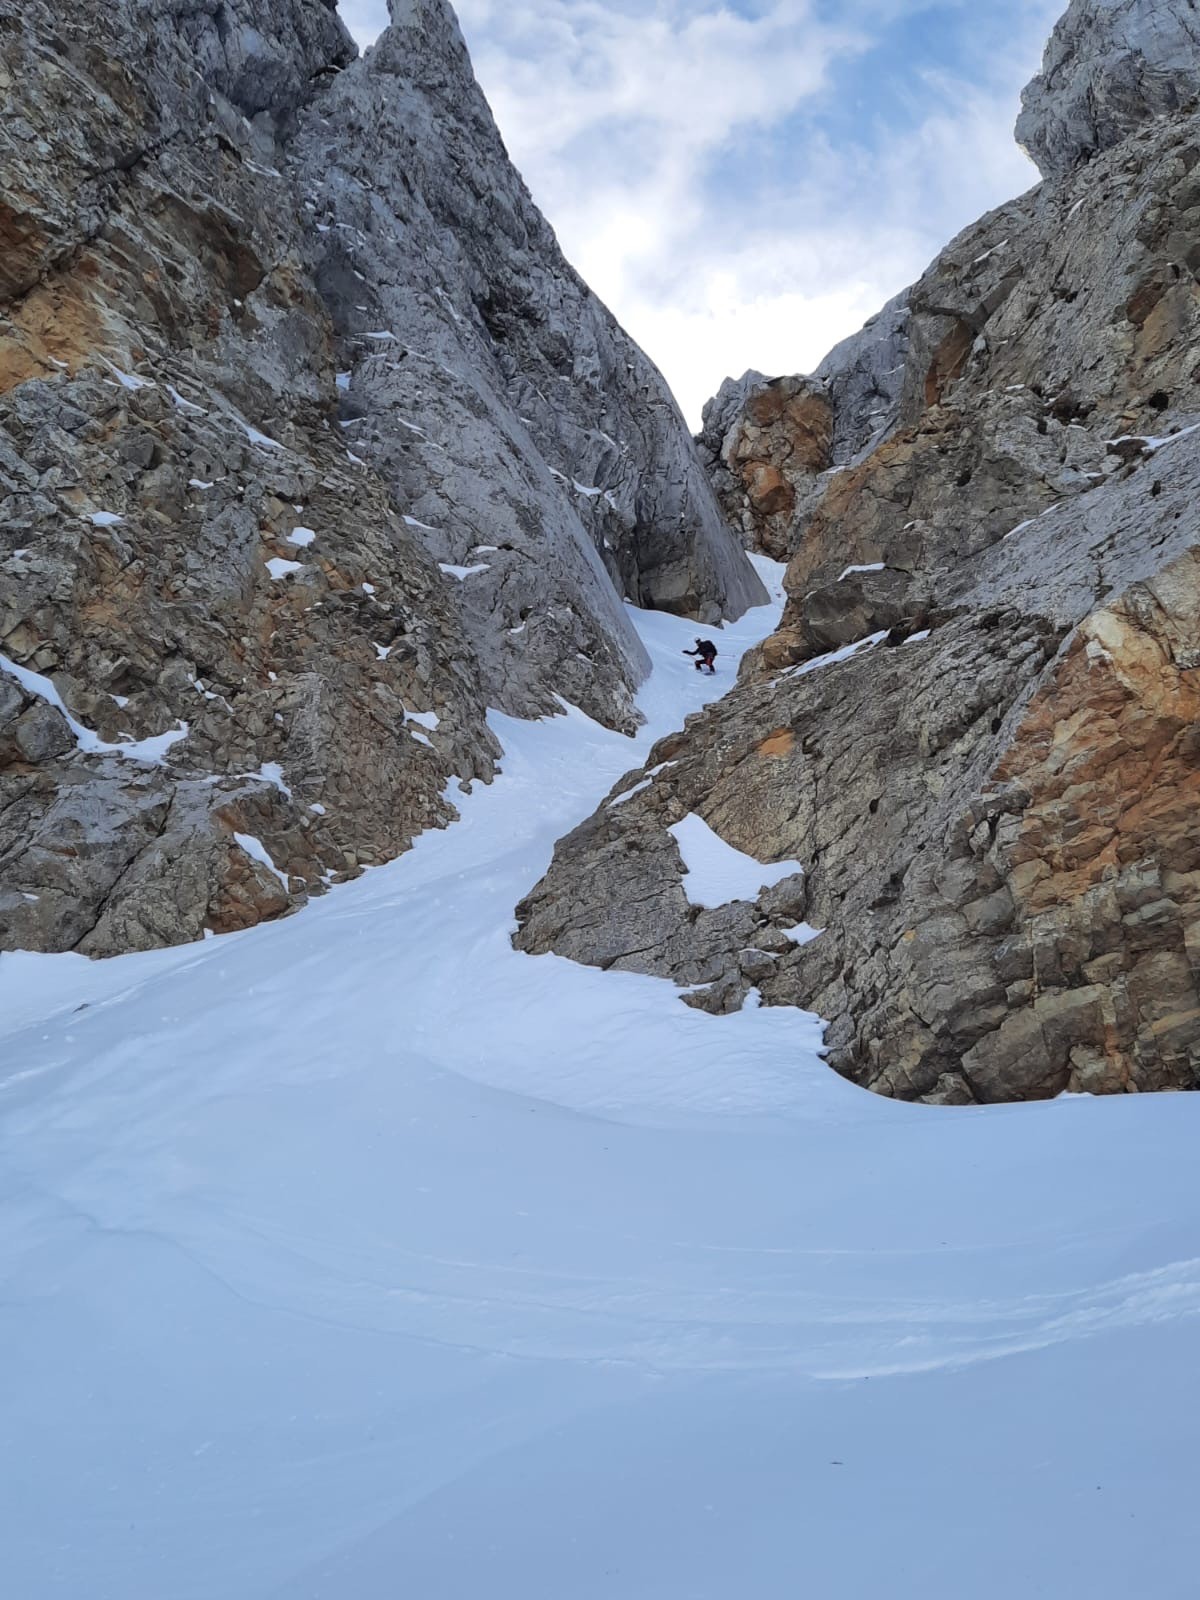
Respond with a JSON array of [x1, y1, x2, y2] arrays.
[[1, 554, 1198, 1598]]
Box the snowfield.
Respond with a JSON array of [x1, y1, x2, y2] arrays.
[[2, 555, 1198, 1598]]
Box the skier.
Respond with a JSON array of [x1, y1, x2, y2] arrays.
[[684, 638, 718, 675]]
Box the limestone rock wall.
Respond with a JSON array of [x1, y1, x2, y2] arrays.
[[517, 433, 1200, 1102], [697, 376, 834, 560], [0, 0, 761, 956], [740, 100, 1200, 677], [700, 3, 1200, 574], [517, 9, 1200, 1104], [290, 0, 764, 729], [0, 0, 499, 955], [696, 293, 910, 560], [1017, 0, 1200, 177]]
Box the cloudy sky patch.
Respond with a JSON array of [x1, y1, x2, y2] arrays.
[[338, 0, 1064, 424]]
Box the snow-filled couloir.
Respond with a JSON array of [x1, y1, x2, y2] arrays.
[[2, 560, 1198, 1598]]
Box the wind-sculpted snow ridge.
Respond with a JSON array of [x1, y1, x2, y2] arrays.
[[0, 0, 762, 959], [2, 568, 1199, 1597]]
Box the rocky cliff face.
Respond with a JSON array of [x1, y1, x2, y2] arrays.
[[516, 0, 1200, 1104], [697, 293, 910, 560], [0, 0, 762, 956], [1017, 0, 1200, 177], [291, 0, 764, 723]]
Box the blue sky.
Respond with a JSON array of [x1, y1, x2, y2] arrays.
[[337, 0, 1065, 424]]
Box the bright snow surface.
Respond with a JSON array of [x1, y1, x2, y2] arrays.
[[669, 813, 802, 909], [2, 553, 1199, 1597]]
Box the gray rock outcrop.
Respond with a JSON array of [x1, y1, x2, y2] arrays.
[[1017, 0, 1200, 177], [0, 0, 762, 956], [517, 8, 1200, 1105], [814, 290, 912, 462], [696, 294, 912, 558], [291, 0, 764, 726]]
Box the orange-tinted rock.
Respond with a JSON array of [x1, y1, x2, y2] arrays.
[[711, 377, 834, 555], [756, 728, 796, 758], [745, 463, 793, 517], [742, 383, 834, 473], [923, 318, 974, 408]]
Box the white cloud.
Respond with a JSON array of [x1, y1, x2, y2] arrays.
[[337, 0, 388, 47], [454, 1, 866, 154], [341, 1, 1064, 425], [444, 2, 876, 416], [453, 0, 1063, 424]]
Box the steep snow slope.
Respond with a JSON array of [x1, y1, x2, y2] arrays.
[[2, 564, 1199, 1598]]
